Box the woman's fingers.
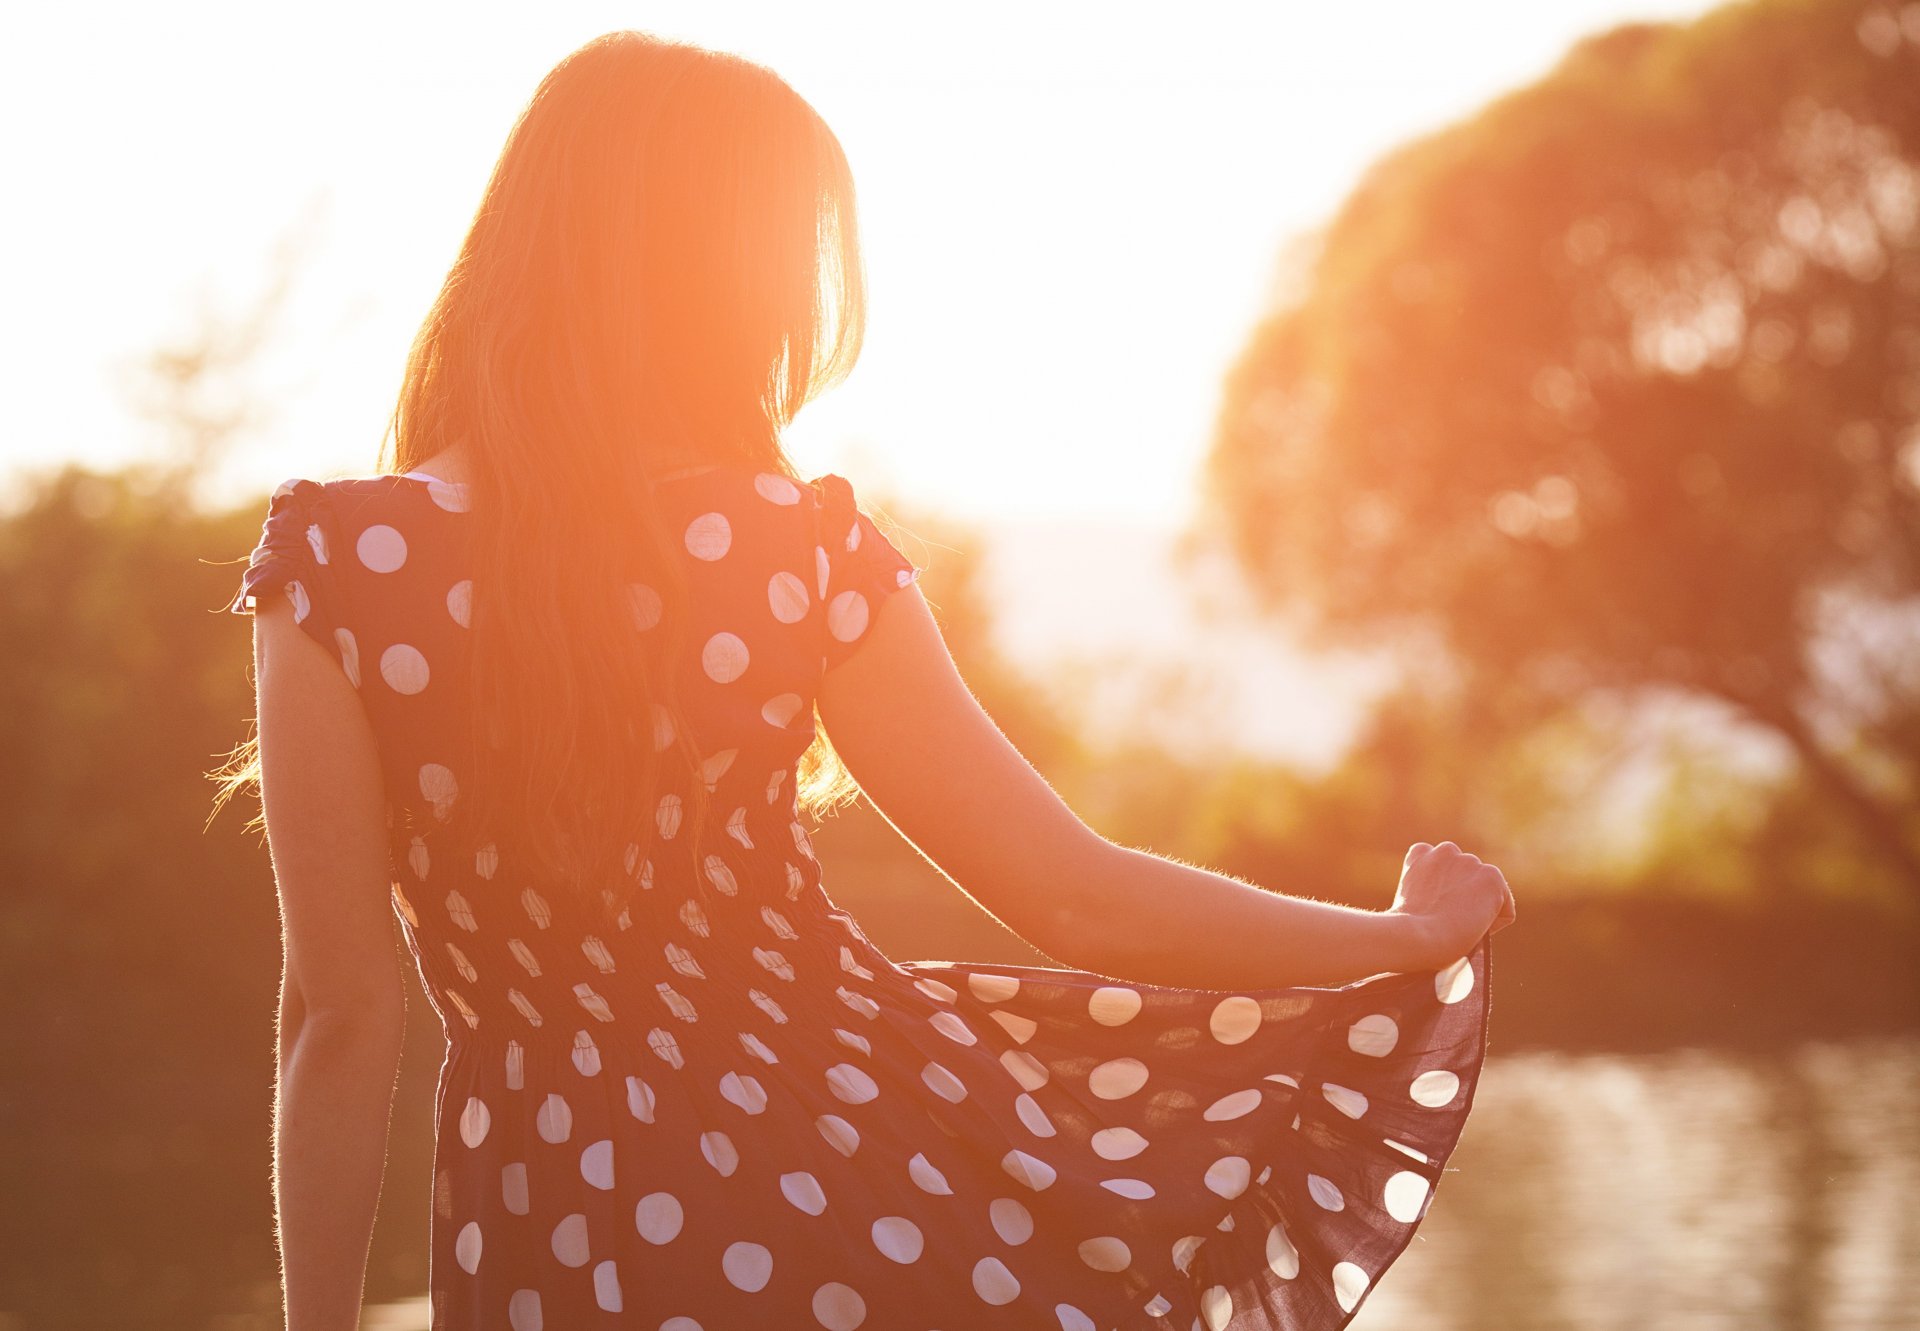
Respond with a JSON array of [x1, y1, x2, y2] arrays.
[[1490, 874, 1517, 932]]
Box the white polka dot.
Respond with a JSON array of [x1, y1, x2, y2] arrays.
[[1000, 1149, 1057, 1191], [444, 889, 477, 933], [914, 976, 958, 1003], [1091, 1127, 1149, 1161], [380, 643, 430, 694], [700, 747, 737, 788], [1333, 1261, 1371, 1312], [812, 1281, 866, 1330], [419, 763, 457, 818], [455, 1220, 482, 1274], [1172, 1235, 1204, 1274], [720, 1071, 768, 1115], [648, 706, 677, 755], [1411, 1068, 1461, 1107], [1013, 1093, 1055, 1137], [921, 1061, 967, 1103], [1385, 1169, 1432, 1222], [871, 1216, 923, 1263], [827, 589, 870, 641], [1088, 1057, 1149, 1099], [447, 579, 472, 627], [755, 472, 802, 505], [1000, 1049, 1049, 1091], [1204, 1088, 1263, 1121], [660, 1320, 700, 1331], [1204, 1156, 1251, 1199], [425, 478, 469, 513], [1201, 1285, 1234, 1331], [623, 1077, 658, 1126], [628, 583, 662, 630], [929, 1011, 977, 1045], [1308, 1173, 1346, 1211], [990, 1009, 1038, 1043], [1266, 1222, 1300, 1278], [1077, 1237, 1131, 1272], [305, 521, 329, 565], [284, 579, 310, 623], [1322, 1082, 1370, 1119], [459, 1096, 490, 1147], [972, 1256, 1020, 1305], [768, 571, 810, 623], [781, 1171, 827, 1215], [335, 627, 361, 688], [1088, 985, 1142, 1026], [535, 1093, 572, 1143], [356, 524, 407, 572], [762, 692, 804, 727], [826, 1062, 879, 1104], [1436, 955, 1475, 1004], [685, 511, 731, 560], [635, 1192, 683, 1244], [700, 1131, 739, 1176], [550, 1213, 590, 1267], [814, 545, 831, 597], [593, 1260, 622, 1312], [816, 1114, 860, 1158], [990, 1196, 1033, 1244], [1349, 1012, 1400, 1056], [502, 1162, 529, 1215], [1100, 1177, 1155, 1200], [908, 1152, 951, 1194], [702, 632, 750, 683], [1209, 995, 1262, 1044], [579, 1139, 614, 1190], [723, 1242, 773, 1292], [1385, 1137, 1432, 1164], [1056, 1304, 1096, 1331], [507, 1289, 542, 1331], [967, 972, 1021, 1002]]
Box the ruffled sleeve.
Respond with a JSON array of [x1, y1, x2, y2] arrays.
[[811, 472, 924, 672], [228, 477, 359, 688]]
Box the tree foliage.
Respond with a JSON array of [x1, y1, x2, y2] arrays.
[[1205, 0, 1920, 892]]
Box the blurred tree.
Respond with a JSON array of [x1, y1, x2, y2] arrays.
[[1204, 0, 1920, 898], [0, 462, 306, 1328]]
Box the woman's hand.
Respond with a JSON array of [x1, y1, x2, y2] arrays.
[[1388, 841, 1516, 968]]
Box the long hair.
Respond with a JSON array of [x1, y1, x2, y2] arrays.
[[212, 31, 872, 924]]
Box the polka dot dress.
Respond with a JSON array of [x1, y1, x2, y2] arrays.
[[230, 464, 1492, 1331]]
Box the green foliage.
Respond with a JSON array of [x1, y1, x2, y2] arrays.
[[0, 462, 300, 1325]]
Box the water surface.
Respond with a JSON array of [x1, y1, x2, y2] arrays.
[[357, 1035, 1919, 1330]]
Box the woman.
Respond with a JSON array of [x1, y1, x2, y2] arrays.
[[222, 29, 1514, 1331]]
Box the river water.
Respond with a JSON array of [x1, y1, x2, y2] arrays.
[[358, 1034, 1919, 1330]]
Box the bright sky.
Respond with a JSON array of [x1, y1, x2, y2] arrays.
[[3, 0, 1727, 782], [5, 0, 1717, 525]]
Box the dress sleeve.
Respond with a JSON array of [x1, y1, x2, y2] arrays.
[[812, 472, 924, 672], [228, 477, 360, 688]]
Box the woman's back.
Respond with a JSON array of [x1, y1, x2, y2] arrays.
[[232, 460, 917, 994], [233, 462, 1492, 1331]]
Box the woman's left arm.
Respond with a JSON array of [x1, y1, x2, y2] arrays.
[[253, 592, 408, 1331]]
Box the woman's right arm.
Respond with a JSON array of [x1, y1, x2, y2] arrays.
[[816, 585, 1501, 991]]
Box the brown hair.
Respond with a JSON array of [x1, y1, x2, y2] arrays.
[[213, 31, 871, 926]]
